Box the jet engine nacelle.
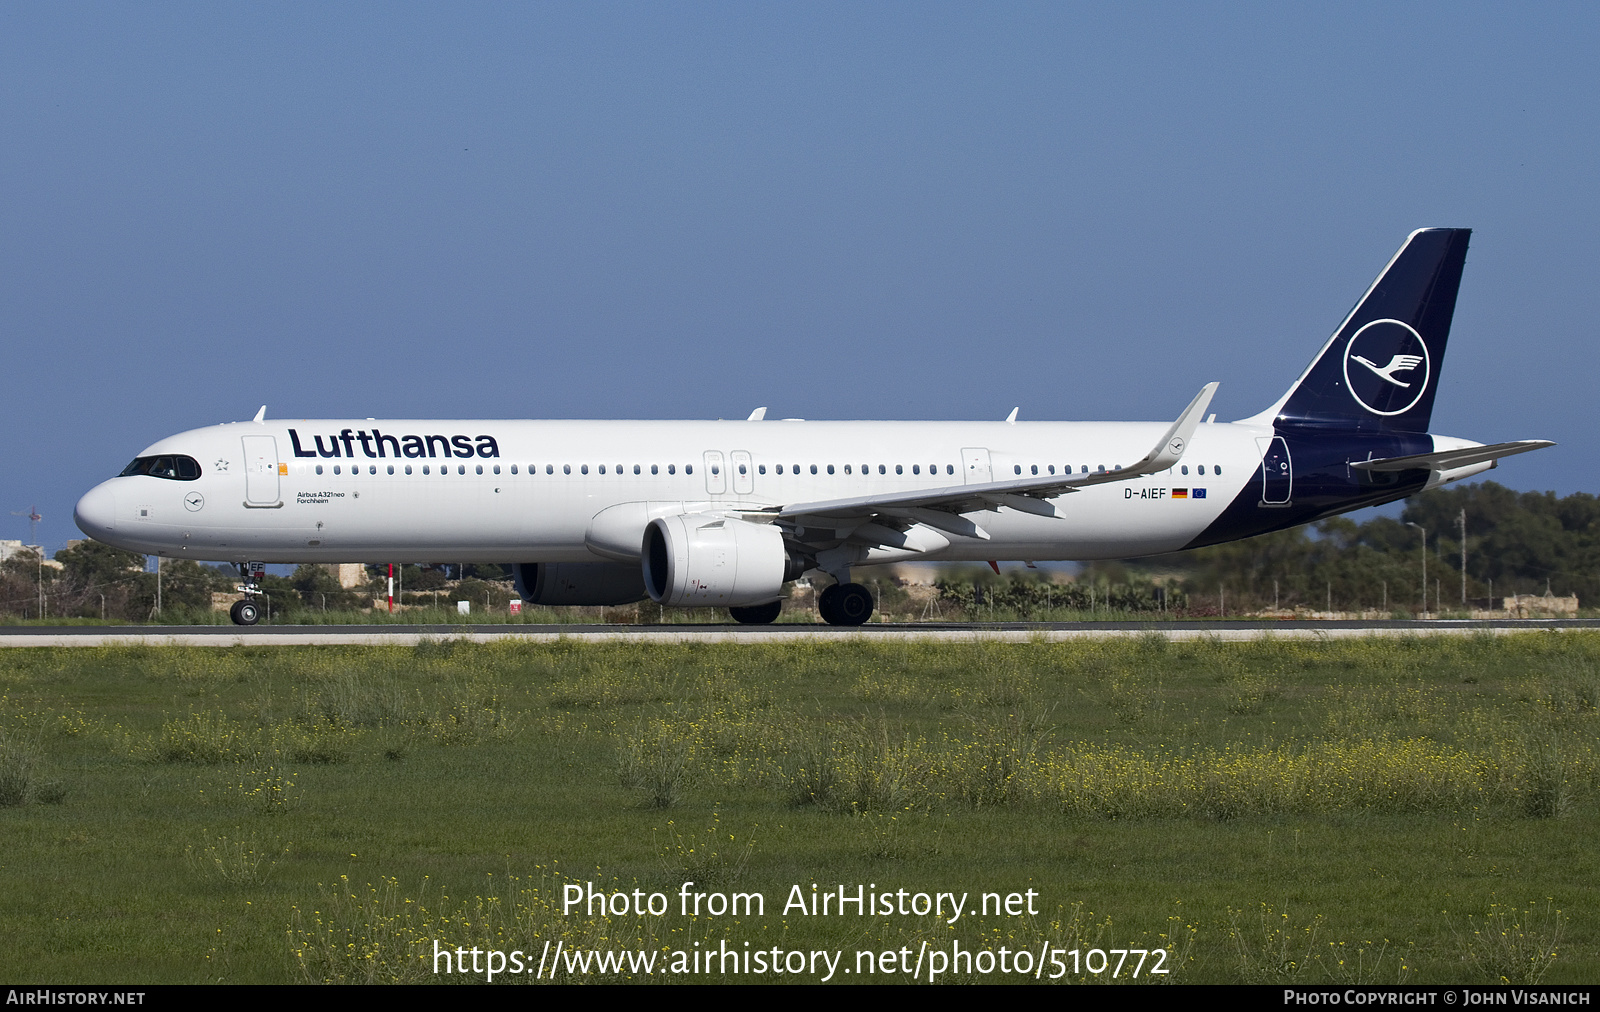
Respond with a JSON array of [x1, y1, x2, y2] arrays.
[[511, 562, 646, 606], [643, 514, 789, 607]]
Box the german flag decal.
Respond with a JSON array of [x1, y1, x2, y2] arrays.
[[1172, 488, 1188, 499]]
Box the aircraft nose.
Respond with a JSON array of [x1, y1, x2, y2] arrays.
[[74, 482, 118, 537]]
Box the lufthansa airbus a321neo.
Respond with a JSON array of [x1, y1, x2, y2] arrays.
[[75, 228, 1552, 626]]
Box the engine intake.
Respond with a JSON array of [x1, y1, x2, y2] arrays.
[[643, 515, 792, 607]]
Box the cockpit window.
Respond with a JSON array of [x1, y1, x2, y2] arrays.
[[119, 455, 202, 481]]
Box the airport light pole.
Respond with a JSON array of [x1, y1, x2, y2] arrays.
[[1405, 522, 1426, 615]]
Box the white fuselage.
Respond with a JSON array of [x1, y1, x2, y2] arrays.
[[73, 417, 1268, 566]]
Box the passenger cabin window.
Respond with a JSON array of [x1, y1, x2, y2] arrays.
[[119, 455, 202, 481]]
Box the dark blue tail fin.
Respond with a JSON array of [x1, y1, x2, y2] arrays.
[[1264, 228, 1470, 433]]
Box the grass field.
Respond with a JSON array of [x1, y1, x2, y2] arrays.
[[0, 633, 1595, 984]]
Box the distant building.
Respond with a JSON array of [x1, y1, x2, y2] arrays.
[[323, 563, 367, 589], [1, 540, 64, 570]]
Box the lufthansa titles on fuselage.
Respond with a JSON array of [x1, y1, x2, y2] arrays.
[[288, 428, 500, 460]]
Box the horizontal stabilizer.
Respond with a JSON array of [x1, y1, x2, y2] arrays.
[[1350, 440, 1554, 472]]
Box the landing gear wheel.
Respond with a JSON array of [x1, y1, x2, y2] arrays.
[[230, 599, 261, 626], [729, 600, 783, 625], [817, 584, 840, 625], [821, 583, 874, 626]]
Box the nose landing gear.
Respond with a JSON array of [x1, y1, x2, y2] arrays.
[[229, 562, 266, 625]]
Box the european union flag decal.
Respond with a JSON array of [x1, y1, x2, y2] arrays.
[[1193, 488, 1207, 499]]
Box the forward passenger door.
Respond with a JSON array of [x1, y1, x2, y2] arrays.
[[242, 436, 281, 506]]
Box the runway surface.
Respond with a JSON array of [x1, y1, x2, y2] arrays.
[[1, 619, 1596, 647]]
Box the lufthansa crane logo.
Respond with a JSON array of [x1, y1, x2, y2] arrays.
[[1342, 319, 1430, 416]]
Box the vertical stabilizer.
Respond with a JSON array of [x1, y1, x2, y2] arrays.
[[1255, 228, 1470, 433]]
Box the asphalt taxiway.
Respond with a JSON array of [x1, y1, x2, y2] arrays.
[[1, 619, 1594, 647]]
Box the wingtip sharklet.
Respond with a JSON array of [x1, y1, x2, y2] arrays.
[[1145, 381, 1218, 471]]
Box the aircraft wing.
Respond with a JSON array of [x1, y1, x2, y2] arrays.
[[747, 383, 1218, 545], [1349, 440, 1555, 473]]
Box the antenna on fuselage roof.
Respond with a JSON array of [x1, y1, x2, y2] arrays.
[[1005, 407, 1019, 424], [252, 405, 266, 424], [747, 406, 767, 421]]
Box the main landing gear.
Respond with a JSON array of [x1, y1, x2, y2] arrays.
[[728, 600, 783, 625], [817, 582, 874, 626], [230, 561, 265, 626]]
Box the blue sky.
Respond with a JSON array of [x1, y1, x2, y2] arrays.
[[3, 4, 1597, 555]]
